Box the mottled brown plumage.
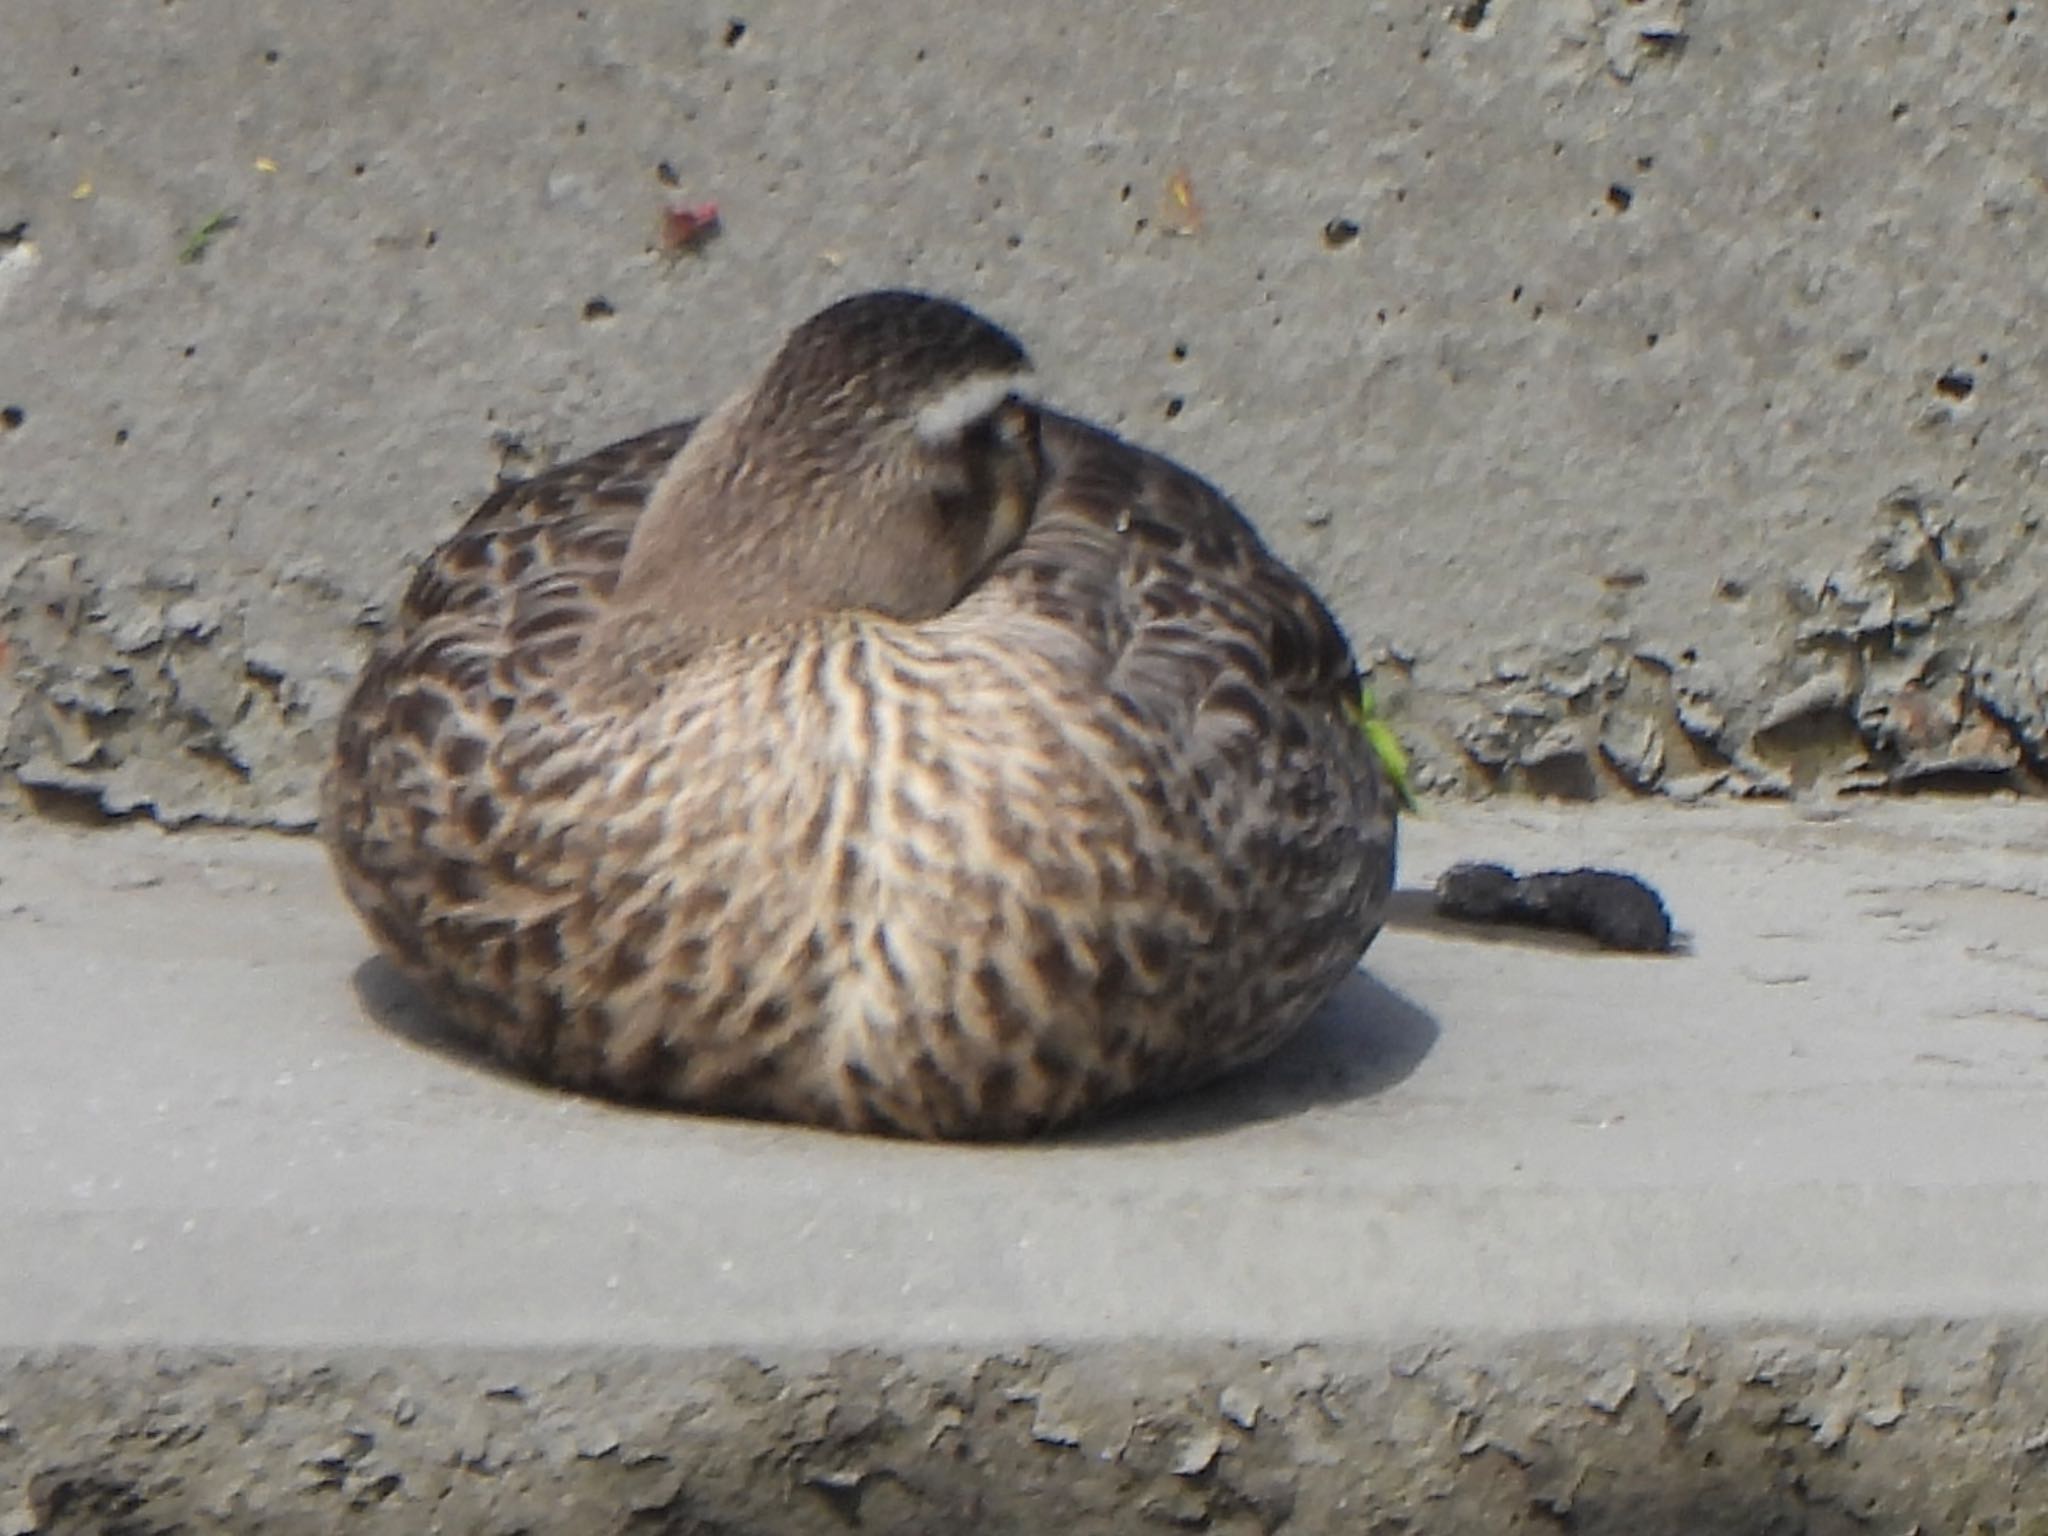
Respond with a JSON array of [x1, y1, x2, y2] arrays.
[[323, 290, 1398, 1138]]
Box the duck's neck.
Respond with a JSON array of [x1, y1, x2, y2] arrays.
[[607, 404, 832, 654], [606, 406, 995, 661]]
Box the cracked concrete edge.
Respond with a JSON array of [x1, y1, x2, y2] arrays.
[[3, 498, 2044, 834], [1395, 485, 2048, 805], [2, 1323, 2044, 1535], [0, 538, 362, 831]]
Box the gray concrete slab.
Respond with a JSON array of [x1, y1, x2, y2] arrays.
[[4, 799, 2045, 1353], [4, 0, 2046, 827], [4, 802, 2047, 1530]]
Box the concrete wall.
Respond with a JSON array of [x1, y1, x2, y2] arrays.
[[2, 0, 2043, 827]]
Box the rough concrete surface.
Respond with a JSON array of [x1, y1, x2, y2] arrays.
[[3, 0, 2046, 827], [3, 801, 2046, 1529], [3, 1332, 2044, 1535]]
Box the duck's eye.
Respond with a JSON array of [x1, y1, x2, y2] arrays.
[[954, 400, 1034, 462], [956, 412, 1002, 459]]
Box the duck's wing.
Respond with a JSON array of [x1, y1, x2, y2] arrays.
[[395, 420, 697, 632], [327, 421, 696, 972], [943, 411, 1391, 1096], [1010, 412, 1363, 741]]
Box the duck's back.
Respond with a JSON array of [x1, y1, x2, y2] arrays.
[[324, 413, 1397, 1137]]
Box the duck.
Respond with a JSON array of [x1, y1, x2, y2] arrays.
[[322, 290, 1399, 1138]]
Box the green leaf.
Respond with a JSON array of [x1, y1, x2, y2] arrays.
[[1344, 687, 1419, 813], [177, 210, 238, 265]]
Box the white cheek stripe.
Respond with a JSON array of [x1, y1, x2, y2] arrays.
[[913, 371, 1027, 445]]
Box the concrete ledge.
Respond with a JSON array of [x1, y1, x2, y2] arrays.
[[3, 801, 2046, 1527], [4, 1329, 2045, 1534]]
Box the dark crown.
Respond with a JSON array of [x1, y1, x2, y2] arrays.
[[747, 291, 1031, 432]]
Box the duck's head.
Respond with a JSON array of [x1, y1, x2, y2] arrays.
[[615, 290, 1042, 638]]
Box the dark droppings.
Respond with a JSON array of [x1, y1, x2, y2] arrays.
[[1435, 862, 1676, 953]]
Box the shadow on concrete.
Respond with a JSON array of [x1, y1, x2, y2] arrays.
[[350, 956, 565, 1101], [350, 955, 1440, 1143], [352, 956, 438, 1046], [1070, 967, 1439, 1145]]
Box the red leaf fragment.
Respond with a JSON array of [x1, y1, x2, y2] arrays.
[[660, 199, 722, 253]]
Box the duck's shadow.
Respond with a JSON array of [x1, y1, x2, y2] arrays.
[[350, 958, 1437, 1145], [353, 958, 543, 1096], [1076, 969, 1437, 1145]]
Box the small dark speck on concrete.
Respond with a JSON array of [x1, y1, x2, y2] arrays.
[[581, 296, 615, 321], [1, 406, 24, 430], [1163, 396, 1184, 420], [491, 430, 535, 469], [1606, 183, 1634, 212], [0, 220, 28, 246], [1322, 217, 1361, 248], [1934, 370, 1975, 400], [723, 18, 747, 46], [656, 160, 681, 187], [1436, 862, 1677, 953]]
